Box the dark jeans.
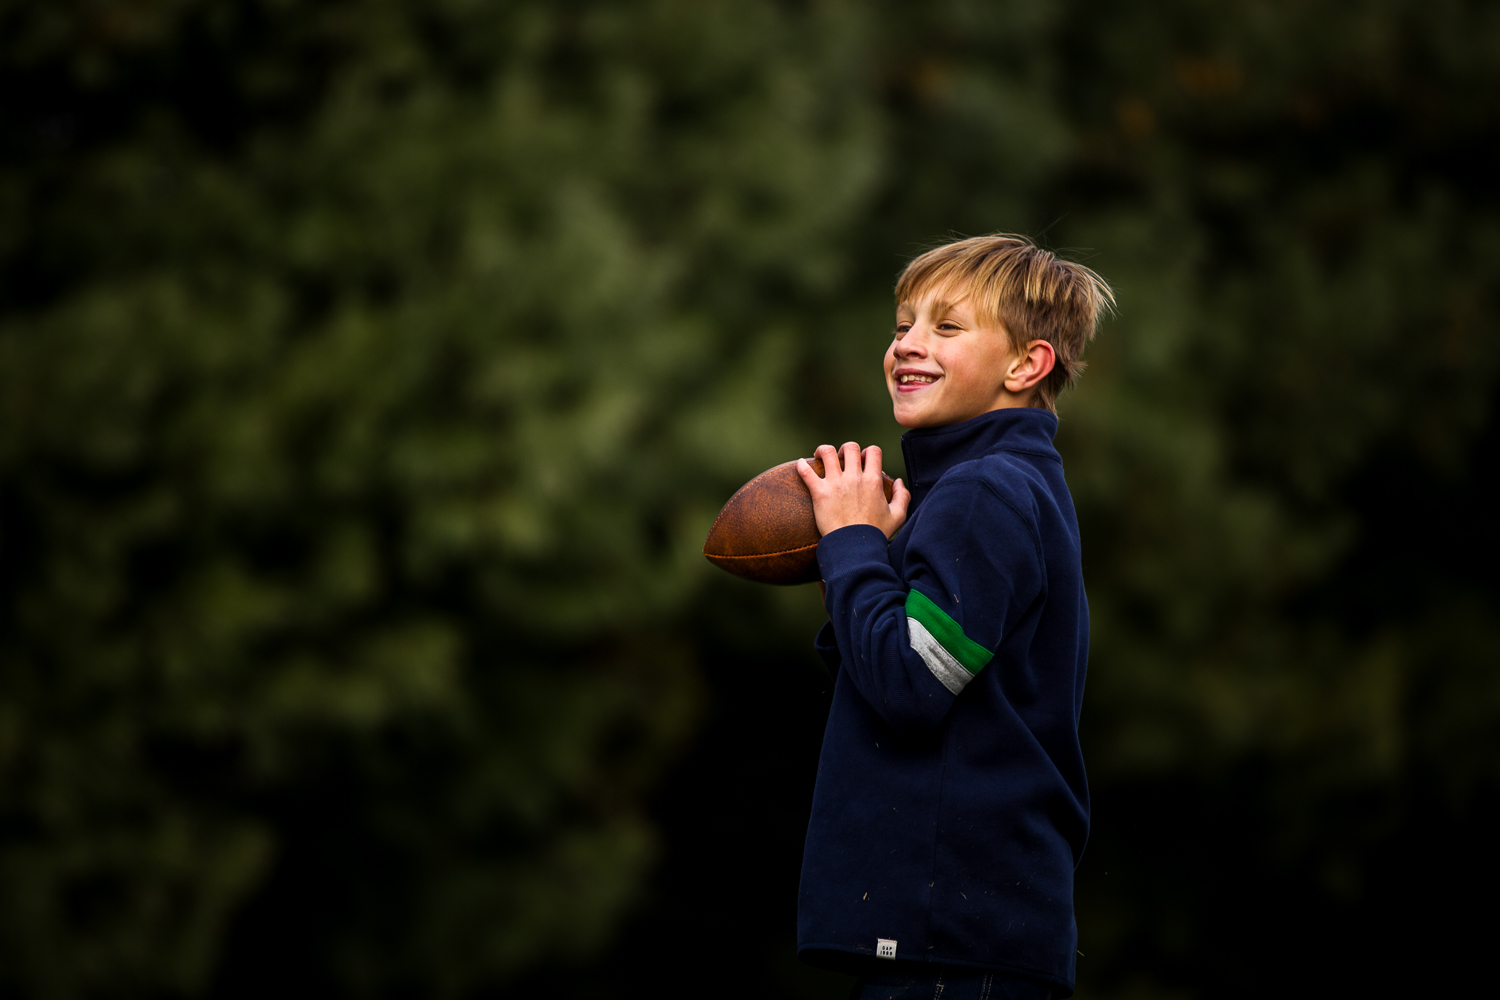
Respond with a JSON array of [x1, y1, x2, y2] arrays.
[[848, 964, 1053, 1000]]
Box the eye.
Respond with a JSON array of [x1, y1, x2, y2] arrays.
[[895, 322, 912, 334]]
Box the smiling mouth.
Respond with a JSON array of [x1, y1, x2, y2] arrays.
[[897, 372, 940, 386]]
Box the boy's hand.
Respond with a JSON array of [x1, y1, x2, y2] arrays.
[[796, 442, 910, 539]]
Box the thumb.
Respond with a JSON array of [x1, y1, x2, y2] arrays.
[[891, 478, 912, 519]]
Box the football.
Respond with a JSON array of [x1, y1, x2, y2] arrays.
[[703, 456, 896, 585]]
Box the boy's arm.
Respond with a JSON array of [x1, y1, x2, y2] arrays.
[[799, 443, 1043, 732]]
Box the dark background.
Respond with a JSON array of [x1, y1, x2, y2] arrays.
[[2, 1, 1497, 997]]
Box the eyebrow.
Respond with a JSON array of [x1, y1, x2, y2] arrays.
[[898, 296, 968, 315], [928, 300, 969, 324]]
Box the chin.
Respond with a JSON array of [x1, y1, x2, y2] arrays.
[[893, 408, 938, 429], [892, 391, 957, 429]]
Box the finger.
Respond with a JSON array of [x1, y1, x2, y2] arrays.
[[811, 444, 838, 476], [840, 441, 861, 475], [863, 444, 883, 478], [795, 457, 824, 492], [891, 478, 912, 519]]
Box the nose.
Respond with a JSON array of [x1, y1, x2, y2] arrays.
[[894, 326, 929, 359]]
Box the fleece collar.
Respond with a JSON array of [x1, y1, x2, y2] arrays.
[[899, 407, 1060, 507]]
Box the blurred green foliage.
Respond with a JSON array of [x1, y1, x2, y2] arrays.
[[1, 0, 1497, 997], [0, 0, 874, 993]]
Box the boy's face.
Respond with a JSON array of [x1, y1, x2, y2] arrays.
[[885, 289, 1023, 429]]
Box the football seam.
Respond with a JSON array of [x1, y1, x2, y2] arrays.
[[704, 541, 819, 559]]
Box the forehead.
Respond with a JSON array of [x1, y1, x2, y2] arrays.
[[896, 280, 979, 318], [899, 260, 992, 300]]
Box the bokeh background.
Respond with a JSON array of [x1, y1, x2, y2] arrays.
[[2, 1, 1498, 997]]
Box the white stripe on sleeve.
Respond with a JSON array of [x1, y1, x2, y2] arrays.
[[907, 617, 973, 696]]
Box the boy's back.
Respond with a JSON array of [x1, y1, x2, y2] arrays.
[[792, 236, 1111, 998]]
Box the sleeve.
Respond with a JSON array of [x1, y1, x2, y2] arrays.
[[815, 478, 1045, 732]]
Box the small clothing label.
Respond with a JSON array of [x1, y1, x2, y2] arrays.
[[876, 938, 897, 959]]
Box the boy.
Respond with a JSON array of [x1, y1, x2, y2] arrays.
[[794, 235, 1112, 1000]]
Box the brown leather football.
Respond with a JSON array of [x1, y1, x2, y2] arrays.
[[703, 457, 896, 585]]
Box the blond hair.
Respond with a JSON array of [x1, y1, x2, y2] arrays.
[[894, 234, 1115, 411]]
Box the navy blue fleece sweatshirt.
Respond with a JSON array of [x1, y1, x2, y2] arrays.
[[797, 407, 1089, 995]]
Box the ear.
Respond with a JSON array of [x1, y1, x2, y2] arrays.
[[1003, 340, 1056, 395]]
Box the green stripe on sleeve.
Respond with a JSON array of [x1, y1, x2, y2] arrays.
[[904, 588, 993, 676]]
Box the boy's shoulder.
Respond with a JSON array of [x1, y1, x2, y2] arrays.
[[925, 443, 1065, 526]]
